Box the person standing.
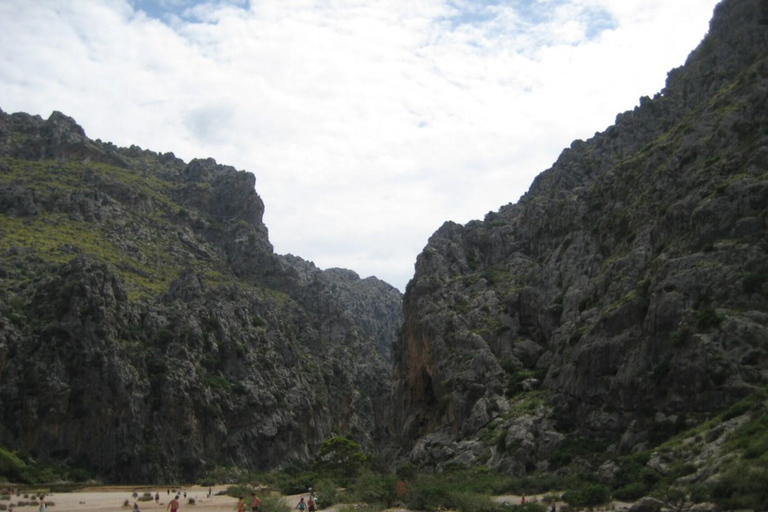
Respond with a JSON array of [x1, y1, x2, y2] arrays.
[[167, 495, 180, 512], [296, 498, 306, 512], [251, 493, 262, 512], [235, 497, 246, 512]]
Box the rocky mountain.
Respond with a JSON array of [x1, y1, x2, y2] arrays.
[[0, 109, 403, 483], [390, 0, 768, 476]]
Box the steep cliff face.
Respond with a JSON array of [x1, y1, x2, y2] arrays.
[[0, 110, 403, 483], [391, 0, 768, 473]]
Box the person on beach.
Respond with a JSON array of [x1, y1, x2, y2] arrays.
[[251, 493, 262, 512], [308, 495, 316, 512], [38, 495, 47, 512], [155, 493, 160, 504], [167, 495, 180, 512], [297, 498, 306, 512], [134, 503, 141, 512], [236, 497, 246, 512]]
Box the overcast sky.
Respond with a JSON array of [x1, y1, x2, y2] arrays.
[[0, 0, 720, 291]]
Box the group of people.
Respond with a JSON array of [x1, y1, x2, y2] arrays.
[[235, 491, 263, 512], [295, 488, 318, 512]]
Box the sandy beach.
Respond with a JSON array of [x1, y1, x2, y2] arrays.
[[1, 486, 312, 512], [3, 487, 631, 512]]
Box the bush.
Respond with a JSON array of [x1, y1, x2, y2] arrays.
[[612, 482, 648, 501], [688, 484, 711, 504], [259, 496, 289, 512], [347, 470, 398, 506], [710, 466, 768, 510], [338, 506, 385, 512], [223, 486, 254, 499], [0, 449, 26, 483], [561, 484, 610, 507], [313, 437, 366, 483]]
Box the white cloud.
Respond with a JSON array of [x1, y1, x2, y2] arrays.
[[0, 0, 720, 291]]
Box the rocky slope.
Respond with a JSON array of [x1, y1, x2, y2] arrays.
[[0, 109, 403, 483], [390, 0, 768, 475]]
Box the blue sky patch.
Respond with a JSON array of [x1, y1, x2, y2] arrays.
[[131, 0, 248, 22], [446, 0, 617, 42]]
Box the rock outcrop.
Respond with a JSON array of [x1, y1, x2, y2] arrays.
[[390, 0, 768, 473], [0, 109, 403, 483]]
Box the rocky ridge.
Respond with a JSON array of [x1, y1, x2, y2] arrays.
[[390, 0, 768, 477], [0, 109, 403, 483]]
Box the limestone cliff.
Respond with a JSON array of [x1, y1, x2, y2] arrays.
[[0, 109, 403, 483], [390, 0, 768, 474]]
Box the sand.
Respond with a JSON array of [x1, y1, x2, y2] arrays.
[[1, 486, 313, 512], [3, 487, 632, 512]]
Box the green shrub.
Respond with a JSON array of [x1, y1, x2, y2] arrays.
[[205, 375, 231, 392], [612, 482, 648, 501], [710, 466, 768, 510], [337, 505, 384, 512], [312, 479, 339, 507], [259, 496, 289, 512], [688, 483, 711, 503], [548, 438, 608, 469], [0, 448, 27, 482], [313, 437, 366, 483], [347, 470, 397, 506], [561, 484, 610, 507]]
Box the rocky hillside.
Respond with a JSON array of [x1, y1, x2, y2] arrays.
[[390, 0, 768, 476], [0, 109, 403, 483]]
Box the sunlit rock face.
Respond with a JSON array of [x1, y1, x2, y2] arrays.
[[389, 0, 768, 473]]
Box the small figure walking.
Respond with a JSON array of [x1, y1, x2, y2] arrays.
[[550, 503, 556, 512], [521, 494, 526, 505], [235, 497, 246, 512], [308, 496, 316, 512], [155, 493, 160, 504], [297, 498, 306, 512], [39, 496, 47, 512]]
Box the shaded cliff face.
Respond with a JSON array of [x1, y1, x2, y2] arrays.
[[391, 0, 768, 473], [0, 110, 403, 483]]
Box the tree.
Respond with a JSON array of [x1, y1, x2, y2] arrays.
[[313, 436, 367, 481]]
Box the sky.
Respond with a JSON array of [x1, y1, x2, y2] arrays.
[[0, 0, 720, 291]]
